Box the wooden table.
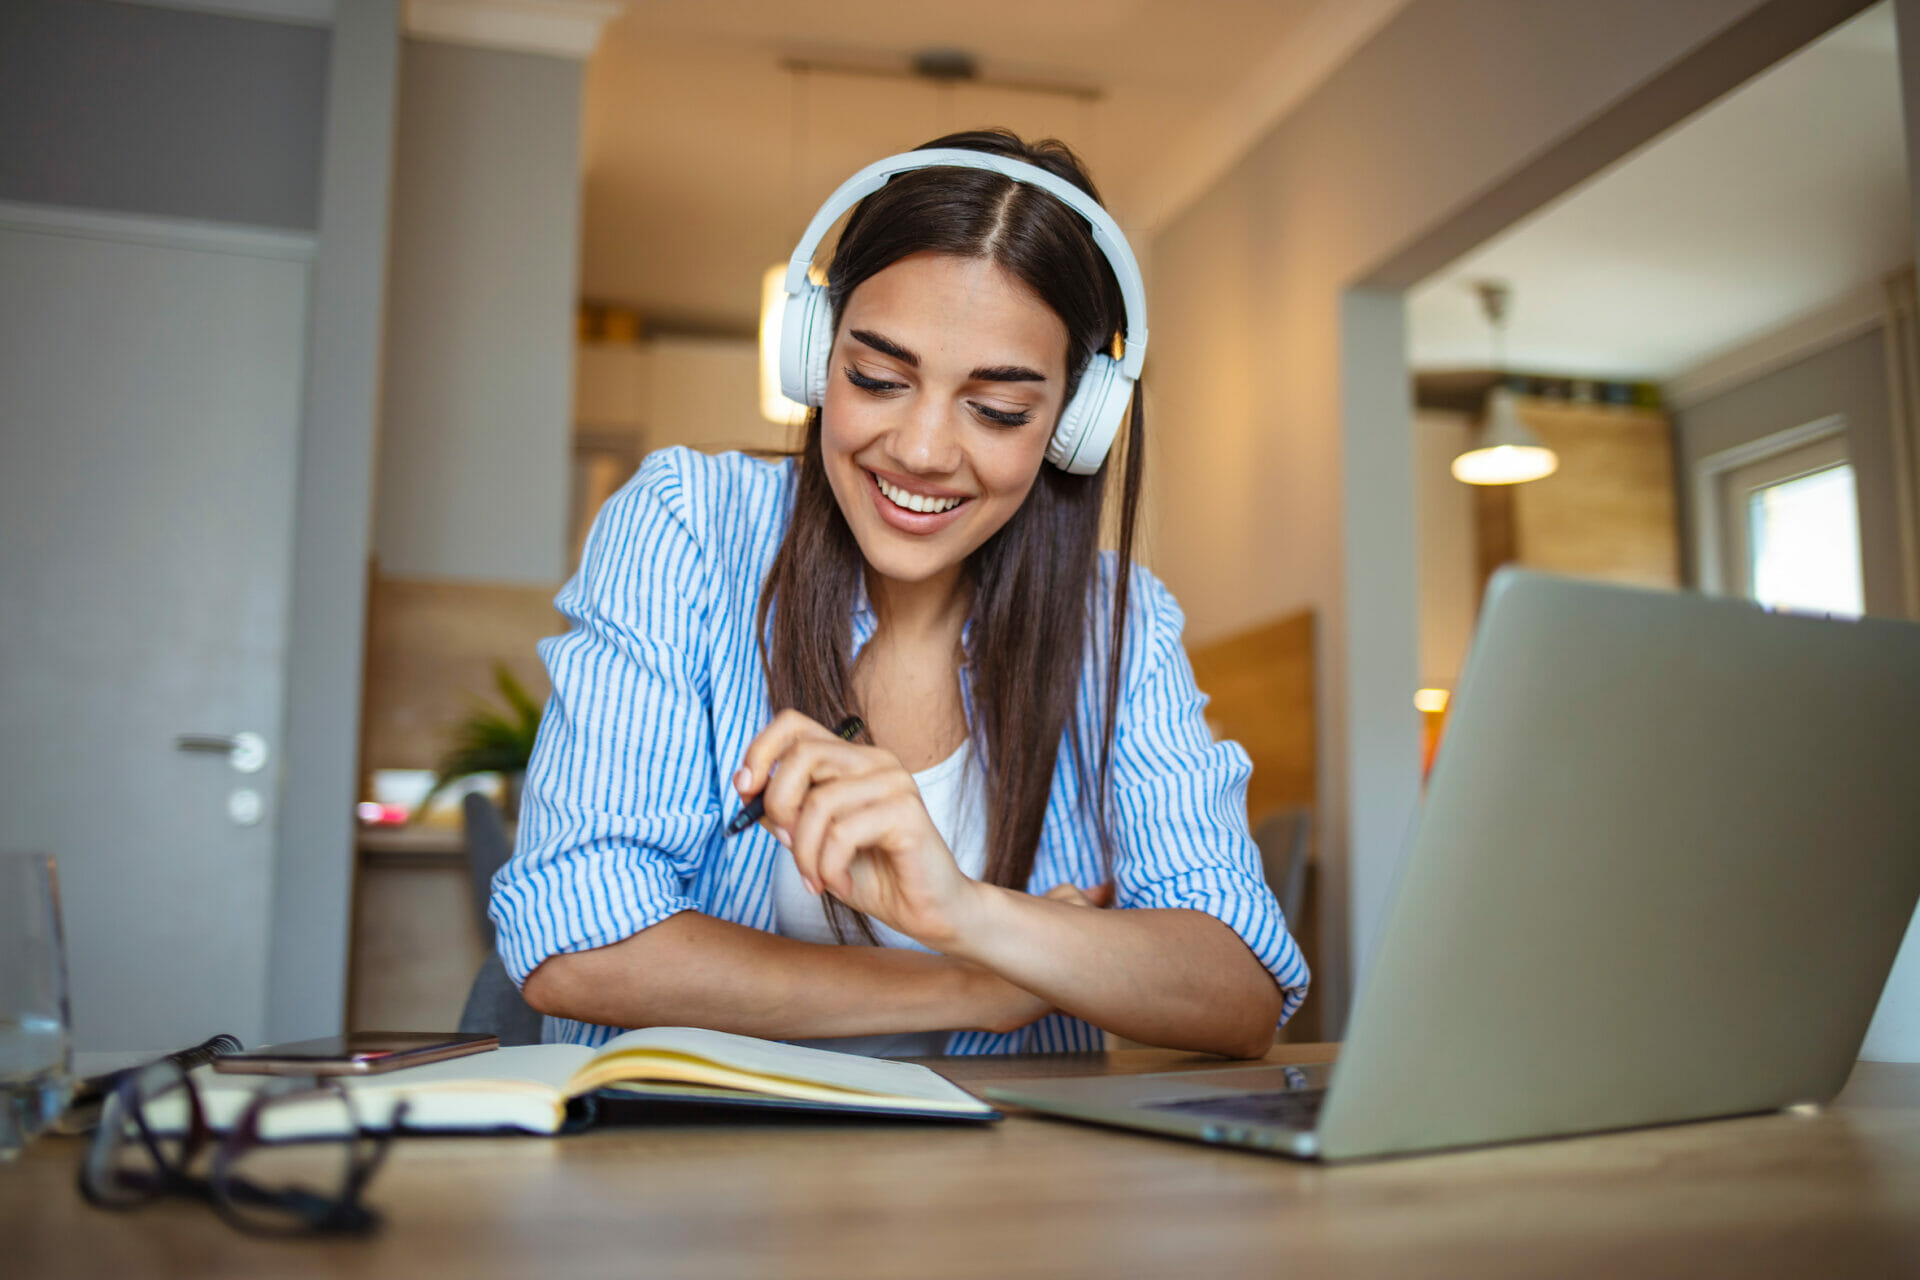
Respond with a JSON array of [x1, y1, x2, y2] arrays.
[[10, 1044, 1920, 1279]]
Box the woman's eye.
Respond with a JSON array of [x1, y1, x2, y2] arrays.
[[843, 366, 904, 394], [842, 365, 1031, 425], [971, 403, 1035, 427]]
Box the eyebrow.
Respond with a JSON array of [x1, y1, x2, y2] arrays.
[[849, 329, 1049, 384], [970, 363, 1048, 384]]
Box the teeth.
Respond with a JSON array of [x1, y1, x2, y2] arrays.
[[873, 473, 962, 515]]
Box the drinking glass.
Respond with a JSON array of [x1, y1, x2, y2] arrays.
[[0, 853, 72, 1159]]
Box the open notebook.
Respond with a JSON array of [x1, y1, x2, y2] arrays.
[[181, 1027, 999, 1135]]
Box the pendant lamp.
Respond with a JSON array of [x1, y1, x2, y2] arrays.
[[759, 263, 804, 425], [760, 67, 812, 426], [1451, 282, 1558, 486]]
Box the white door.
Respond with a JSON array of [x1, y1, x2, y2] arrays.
[[0, 208, 309, 1052]]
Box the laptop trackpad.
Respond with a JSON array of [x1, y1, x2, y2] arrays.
[[1014, 1062, 1330, 1107], [1143, 1086, 1328, 1129]]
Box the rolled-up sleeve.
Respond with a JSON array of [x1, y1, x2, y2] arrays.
[[490, 454, 719, 986], [1108, 577, 1311, 1026]]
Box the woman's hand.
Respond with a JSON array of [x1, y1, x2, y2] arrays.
[[736, 710, 981, 949]]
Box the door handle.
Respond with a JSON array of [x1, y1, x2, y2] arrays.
[[174, 731, 269, 775]]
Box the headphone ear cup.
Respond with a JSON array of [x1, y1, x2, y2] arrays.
[[1047, 354, 1132, 475], [778, 283, 836, 408], [804, 287, 834, 407]]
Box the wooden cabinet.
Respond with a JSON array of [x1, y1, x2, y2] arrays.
[[1188, 610, 1321, 1042], [1474, 400, 1681, 599]]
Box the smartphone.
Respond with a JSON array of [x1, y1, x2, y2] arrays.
[[211, 1031, 499, 1076]]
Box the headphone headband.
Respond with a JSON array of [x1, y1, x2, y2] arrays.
[[783, 147, 1147, 379]]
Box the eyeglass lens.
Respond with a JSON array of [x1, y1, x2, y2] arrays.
[[80, 1060, 393, 1235], [216, 1082, 369, 1234], [82, 1060, 203, 1207]]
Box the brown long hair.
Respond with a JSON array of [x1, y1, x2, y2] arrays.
[[755, 129, 1145, 936]]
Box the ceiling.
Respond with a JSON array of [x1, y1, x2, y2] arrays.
[[577, 0, 1395, 332], [1407, 3, 1911, 385]]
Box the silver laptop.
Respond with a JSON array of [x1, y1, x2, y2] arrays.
[[984, 570, 1920, 1161]]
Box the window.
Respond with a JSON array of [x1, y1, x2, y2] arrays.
[[1719, 431, 1863, 617]]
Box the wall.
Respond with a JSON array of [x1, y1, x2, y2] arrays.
[[1147, 0, 1872, 1032], [1674, 326, 1903, 615], [575, 335, 795, 456], [375, 40, 582, 585], [1413, 410, 1479, 690], [1875, 0, 1920, 1063], [359, 577, 560, 775], [0, 0, 326, 229], [265, 0, 400, 1042], [1672, 317, 1920, 1061], [357, 331, 775, 809], [348, 34, 595, 1043]]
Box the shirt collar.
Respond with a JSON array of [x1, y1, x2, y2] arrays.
[[850, 574, 877, 660]]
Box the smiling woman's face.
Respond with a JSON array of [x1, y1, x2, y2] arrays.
[[821, 251, 1070, 599]]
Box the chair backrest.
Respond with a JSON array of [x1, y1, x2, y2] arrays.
[[458, 795, 543, 1045], [462, 791, 514, 946], [459, 952, 546, 1046], [1252, 807, 1311, 928]]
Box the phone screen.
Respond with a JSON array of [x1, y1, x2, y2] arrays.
[[213, 1031, 498, 1074], [250, 1033, 487, 1062]]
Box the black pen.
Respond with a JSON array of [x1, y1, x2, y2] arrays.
[[724, 715, 865, 837]]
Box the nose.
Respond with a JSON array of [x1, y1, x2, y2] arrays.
[[885, 394, 962, 476]]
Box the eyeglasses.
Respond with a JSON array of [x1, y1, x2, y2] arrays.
[[77, 1057, 407, 1235]]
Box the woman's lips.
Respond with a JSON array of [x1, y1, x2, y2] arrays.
[[866, 469, 971, 535]]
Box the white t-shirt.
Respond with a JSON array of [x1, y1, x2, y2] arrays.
[[771, 739, 987, 1057]]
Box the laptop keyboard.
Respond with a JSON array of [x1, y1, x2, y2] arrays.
[[1143, 1087, 1327, 1130]]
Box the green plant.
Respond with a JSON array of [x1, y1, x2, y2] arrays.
[[418, 663, 543, 819]]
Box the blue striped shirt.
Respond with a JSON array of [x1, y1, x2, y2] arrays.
[[491, 447, 1309, 1051]]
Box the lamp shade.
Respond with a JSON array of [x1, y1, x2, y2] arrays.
[[1451, 387, 1558, 485], [759, 264, 807, 426]]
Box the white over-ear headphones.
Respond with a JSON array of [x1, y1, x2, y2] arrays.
[[776, 147, 1148, 476]]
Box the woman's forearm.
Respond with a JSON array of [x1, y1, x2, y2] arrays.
[[937, 890, 1285, 1058], [732, 713, 1284, 1056], [518, 909, 1046, 1038]]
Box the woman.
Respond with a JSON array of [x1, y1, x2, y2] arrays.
[[494, 130, 1307, 1057]]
